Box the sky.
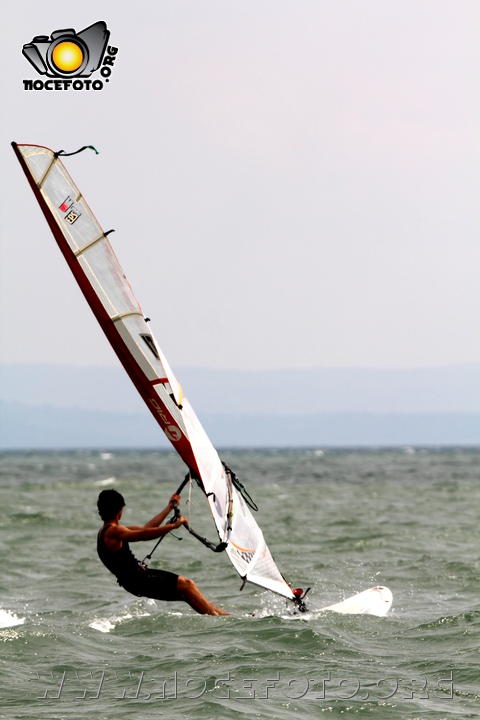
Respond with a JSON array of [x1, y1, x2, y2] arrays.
[[0, 1, 478, 371]]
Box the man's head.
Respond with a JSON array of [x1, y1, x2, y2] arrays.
[[97, 489, 125, 521]]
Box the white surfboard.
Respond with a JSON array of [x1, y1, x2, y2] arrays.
[[320, 585, 393, 616]]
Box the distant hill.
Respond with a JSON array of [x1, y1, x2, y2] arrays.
[[0, 402, 478, 450], [0, 363, 478, 413], [0, 364, 478, 449]]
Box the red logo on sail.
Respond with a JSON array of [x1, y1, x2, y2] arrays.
[[59, 197, 72, 212]]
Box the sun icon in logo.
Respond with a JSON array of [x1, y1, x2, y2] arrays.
[[51, 41, 84, 73]]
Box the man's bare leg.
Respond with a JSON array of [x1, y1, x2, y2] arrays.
[[177, 577, 230, 616]]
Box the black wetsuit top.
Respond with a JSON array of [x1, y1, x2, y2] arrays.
[[97, 524, 180, 602], [97, 524, 144, 586]]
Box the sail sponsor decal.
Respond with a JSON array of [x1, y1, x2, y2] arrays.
[[64, 208, 81, 225], [165, 426, 182, 443], [59, 195, 82, 225], [148, 397, 184, 442], [59, 197, 73, 213], [22, 21, 118, 91]]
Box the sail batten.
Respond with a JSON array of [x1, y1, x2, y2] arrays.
[[13, 142, 295, 602], [74, 233, 109, 257]]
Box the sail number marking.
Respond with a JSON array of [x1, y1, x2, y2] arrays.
[[59, 195, 81, 225]]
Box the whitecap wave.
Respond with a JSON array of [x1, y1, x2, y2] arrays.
[[89, 609, 150, 633], [89, 618, 116, 633], [0, 608, 25, 628], [94, 477, 116, 487]]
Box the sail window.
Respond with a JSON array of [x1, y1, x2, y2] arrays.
[[140, 334, 160, 359]]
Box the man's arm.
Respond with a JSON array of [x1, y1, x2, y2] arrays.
[[128, 493, 181, 531], [107, 515, 187, 544]]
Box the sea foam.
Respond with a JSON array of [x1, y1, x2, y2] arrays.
[[0, 609, 25, 628]]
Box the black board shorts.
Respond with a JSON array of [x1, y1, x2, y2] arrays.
[[120, 568, 181, 602]]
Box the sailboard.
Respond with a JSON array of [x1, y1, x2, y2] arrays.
[[12, 143, 393, 616], [12, 142, 305, 609]]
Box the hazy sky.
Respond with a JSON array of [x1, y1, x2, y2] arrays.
[[0, 1, 478, 370]]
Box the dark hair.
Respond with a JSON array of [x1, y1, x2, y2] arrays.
[[97, 489, 125, 521]]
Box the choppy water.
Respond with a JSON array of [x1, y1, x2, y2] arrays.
[[0, 448, 479, 719]]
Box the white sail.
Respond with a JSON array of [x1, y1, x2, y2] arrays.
[[13, 143, 295, 601]]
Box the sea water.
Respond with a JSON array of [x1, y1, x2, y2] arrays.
[[0, 448, 478, 719]]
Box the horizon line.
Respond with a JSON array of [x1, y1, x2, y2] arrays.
[[1, 361, 479, 372]]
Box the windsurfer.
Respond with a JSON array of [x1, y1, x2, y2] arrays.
[[97, 489, 230, 616]]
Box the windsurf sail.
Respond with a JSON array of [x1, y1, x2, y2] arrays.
[[12, 142, 299, 605]]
